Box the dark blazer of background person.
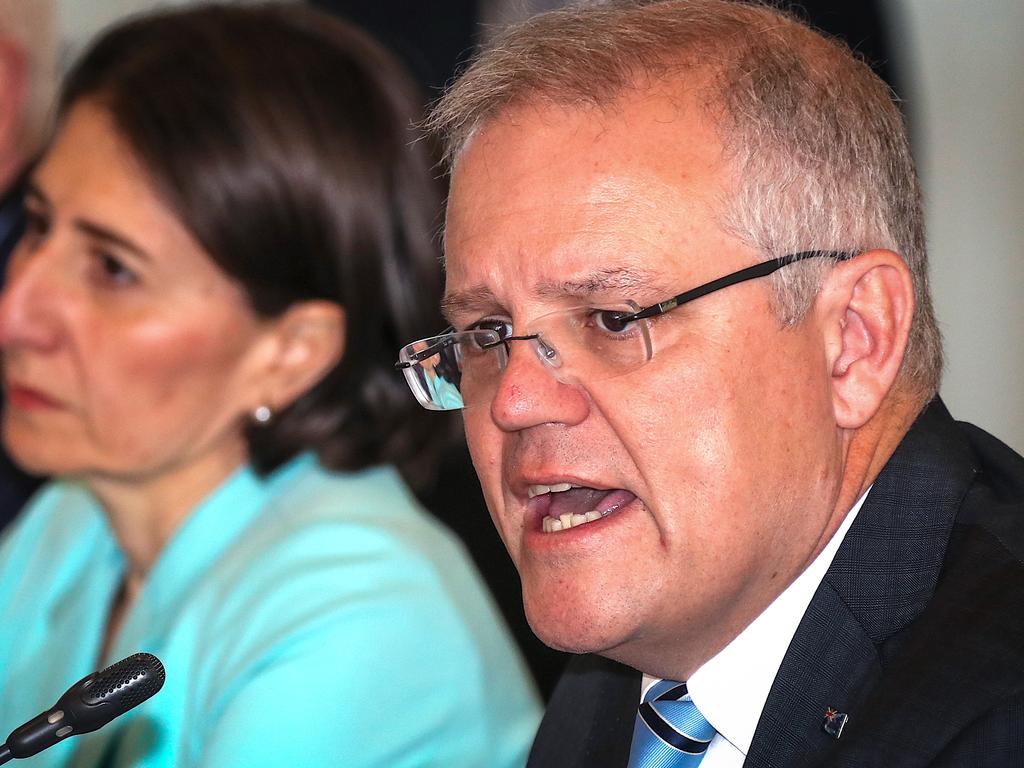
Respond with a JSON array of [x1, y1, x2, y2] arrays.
[[527, 398, 1024, 767]]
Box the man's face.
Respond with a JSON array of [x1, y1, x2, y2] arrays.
[[444, 88, 846, 677]]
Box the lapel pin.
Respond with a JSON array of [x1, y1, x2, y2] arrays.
[[823, 708, 848, 739]]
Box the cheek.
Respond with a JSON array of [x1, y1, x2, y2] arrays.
[[132, 327, 232, 394], [609, 343, 735, 477], [602, 324, 822, 530], [462, 409, 515, 534], [465, 422, 502, 512], [81, 316, 257, 450], [463, 408, 500, 476]]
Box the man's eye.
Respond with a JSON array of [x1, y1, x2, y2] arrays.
[[468, 318, 512, 339], [590, 309, 633, 334]]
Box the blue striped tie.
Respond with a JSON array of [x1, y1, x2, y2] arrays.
[[627, 680, 716, 768]]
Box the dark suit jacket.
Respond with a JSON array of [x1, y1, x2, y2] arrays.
[[527, 399, 1024, 767]]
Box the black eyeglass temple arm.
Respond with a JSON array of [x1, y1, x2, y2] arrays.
[[625, 250, 854, 322]]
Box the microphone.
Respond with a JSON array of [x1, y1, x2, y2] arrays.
[[0, 653, 165, 764]]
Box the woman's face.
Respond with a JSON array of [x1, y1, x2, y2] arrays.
[[0, 101, 274, 482]]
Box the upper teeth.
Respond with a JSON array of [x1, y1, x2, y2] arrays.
[[527, 482, 577, 498]]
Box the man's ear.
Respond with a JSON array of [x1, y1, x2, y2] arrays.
[[820, 249, 915, 429], [254, 300, 346, 413]]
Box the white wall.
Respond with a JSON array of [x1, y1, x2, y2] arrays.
[[894, 0, 1024, 452]]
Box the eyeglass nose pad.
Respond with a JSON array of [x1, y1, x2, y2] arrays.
[[533, 334, 562, 368]]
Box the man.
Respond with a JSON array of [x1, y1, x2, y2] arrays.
[[395, 1, 1024, 765]]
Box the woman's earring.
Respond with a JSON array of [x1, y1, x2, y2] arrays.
[[252, 405, 273, 425]]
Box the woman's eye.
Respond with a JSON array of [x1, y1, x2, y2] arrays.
[[93, 251, 139, 287]]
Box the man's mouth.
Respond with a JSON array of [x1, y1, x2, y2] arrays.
[[527, 483, 638, 532]]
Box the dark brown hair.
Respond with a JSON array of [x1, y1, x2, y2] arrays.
[[60, 3, 448, 487]]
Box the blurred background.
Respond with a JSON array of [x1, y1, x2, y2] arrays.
[[5, 0, 1022, 698]]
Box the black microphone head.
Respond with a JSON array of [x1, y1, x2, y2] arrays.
[[57, 652, 166, 733], [4, 653, 166, 760]]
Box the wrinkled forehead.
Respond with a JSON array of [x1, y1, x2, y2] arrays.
[[442, 93, 742, 321]]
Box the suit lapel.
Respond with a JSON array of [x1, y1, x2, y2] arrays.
[[746, 400, 979, 767], [744, 583, 881, 767], [818, 522, 1024, 766]]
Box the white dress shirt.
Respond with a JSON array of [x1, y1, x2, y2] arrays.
[[639, 491, 869, 767]]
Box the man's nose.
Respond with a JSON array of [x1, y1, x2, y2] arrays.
[[489, 333, 589, 432], [0, 242, 66, 353]]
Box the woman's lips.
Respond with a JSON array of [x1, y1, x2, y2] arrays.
[[5, 384, 63, 410]]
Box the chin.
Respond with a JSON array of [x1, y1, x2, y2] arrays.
[[1, 423, 95, 479], [522, 585, 638, 657], [2, 431, 55, 476], [3, 447, 69, 477]]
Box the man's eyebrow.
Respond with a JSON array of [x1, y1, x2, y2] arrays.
[[441, 286, 500, 323], [535, 267, 663, 299], [442, 266, 670, 323]]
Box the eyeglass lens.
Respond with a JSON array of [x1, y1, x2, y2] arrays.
[[398, 303, 650, 410]]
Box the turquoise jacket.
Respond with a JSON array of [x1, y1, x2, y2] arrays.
[[0, 454, 540, 767]]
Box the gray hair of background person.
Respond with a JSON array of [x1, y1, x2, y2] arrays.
[[0, 0, 56, 183], [58, 3, 446, 488], [429, 0, 943, 401]]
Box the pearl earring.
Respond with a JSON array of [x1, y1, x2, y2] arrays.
[[252, 405, 273, 424]]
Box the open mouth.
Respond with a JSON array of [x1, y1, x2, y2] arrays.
[[527, 483, 637, 532]]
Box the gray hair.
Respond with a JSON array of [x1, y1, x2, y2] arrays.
[[429, 0, 942, 398]]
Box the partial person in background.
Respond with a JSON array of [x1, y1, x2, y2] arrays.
[[0, 4, 539, 767], [0, 0, 53, 197], [0, 0, 54, 527]]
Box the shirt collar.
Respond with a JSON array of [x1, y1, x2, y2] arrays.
[[645, 489, 869, 756]]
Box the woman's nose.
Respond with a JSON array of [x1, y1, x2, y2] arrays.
[[0, 241, 65, 353]]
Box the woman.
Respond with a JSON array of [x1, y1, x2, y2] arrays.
[[0, 4, 539, 766]]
